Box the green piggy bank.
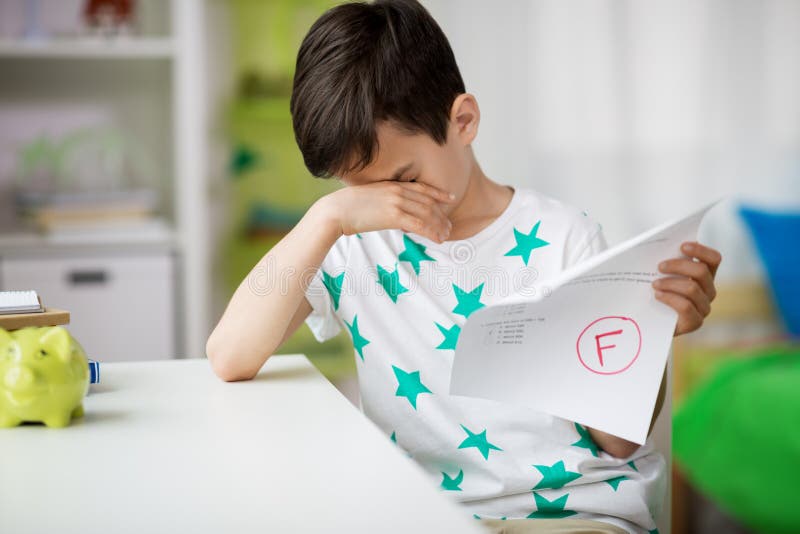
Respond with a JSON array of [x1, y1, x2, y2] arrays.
[[0, 326, 89, 428]]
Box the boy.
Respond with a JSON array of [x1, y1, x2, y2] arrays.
[[207, 1, 721, 532]]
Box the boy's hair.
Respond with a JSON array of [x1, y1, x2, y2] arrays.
[[290, 0, 465, 178]]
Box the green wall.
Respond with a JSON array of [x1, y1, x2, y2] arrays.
[[221, 0, 354, 381]]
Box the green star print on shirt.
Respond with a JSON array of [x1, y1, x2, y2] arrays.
[[458, 424, 503, 460], [345, 315, 370, 361], [398, 234, 435, 274], [605, 475, 629, 491], [452, 282, 486, 318], [504, 220, 549, 265], [392, 365, 431, 409], [570, 423, 599, 457], [527, 492, 577, 519], [322, 270, 345, 310], [440, 469, 464, 491], [376, 263, 409, 303], [532, 460, 582, 490], [435, 322, 461, 350]]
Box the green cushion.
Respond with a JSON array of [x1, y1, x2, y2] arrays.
[[673, 345, 800, 534]]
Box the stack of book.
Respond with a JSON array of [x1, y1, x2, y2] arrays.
[[15, 188, 161, 234]]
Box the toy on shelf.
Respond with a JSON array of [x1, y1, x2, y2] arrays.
[[83, 0, 136, 37]]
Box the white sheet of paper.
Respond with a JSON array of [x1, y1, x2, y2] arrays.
[[449, 202, 718, 445]]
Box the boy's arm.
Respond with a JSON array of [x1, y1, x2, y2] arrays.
[[206, 181, 455, 382], [206, 202, 341, 382], [278, 298, 314, 348]]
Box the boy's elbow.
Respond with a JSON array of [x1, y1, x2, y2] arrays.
[[206, 332, 257, 382], [587, 426, 641, 459], [602, 440, 640, 459], [208, 354, 246, 383]]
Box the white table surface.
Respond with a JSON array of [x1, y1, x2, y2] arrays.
[[0, 355, 485, 534]]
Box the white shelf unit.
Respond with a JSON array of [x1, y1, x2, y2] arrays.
[[0, 0, 210, 361]]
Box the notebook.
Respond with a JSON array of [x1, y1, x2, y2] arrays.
[[0, 290, 44, 315]]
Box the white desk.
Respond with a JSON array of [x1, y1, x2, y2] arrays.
[[0, 356, 485, 534]]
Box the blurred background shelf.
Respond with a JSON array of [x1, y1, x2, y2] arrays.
[[0, 37, 174, 59], [0, 224, 176, 254]]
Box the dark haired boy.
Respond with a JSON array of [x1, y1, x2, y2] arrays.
[[208, 1, 721, 532]]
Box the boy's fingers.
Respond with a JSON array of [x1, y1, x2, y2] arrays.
[[398, 187, 447, 209], [681, 241, 722, 277], [403, 192, 452, 230], [658, 258, 716, 300], [397, 214, 431, 240], [652, 277, 711, 316], [654, 290, 703, 335], [400, 198, 451, 242], [402, 181, 456, 203]]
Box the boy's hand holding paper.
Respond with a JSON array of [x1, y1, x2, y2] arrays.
[[654, 240, 721, 336], [449, 202, 720, 445]]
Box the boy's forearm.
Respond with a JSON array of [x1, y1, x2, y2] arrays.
[[207, 198, 341, 380], [587, 370, 667, 458]]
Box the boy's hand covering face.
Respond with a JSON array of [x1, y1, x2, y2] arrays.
[[322, 181, 456, 243], [653, 241, 722, 336]]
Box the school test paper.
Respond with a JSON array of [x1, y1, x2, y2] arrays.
[[449, 202, 718, 445]]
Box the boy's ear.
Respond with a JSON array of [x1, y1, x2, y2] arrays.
[[450, 93, 480, 146]]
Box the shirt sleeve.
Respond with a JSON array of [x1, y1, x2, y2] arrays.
[[564, 215, 608, 268], [304, 235, 351, 343]]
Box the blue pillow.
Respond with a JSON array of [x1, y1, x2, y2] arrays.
[[740, 206, 800, 337]]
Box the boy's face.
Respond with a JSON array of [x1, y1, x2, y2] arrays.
[[337, 120, 472, 216]]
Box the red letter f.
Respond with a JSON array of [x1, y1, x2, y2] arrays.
[[594, 329, 623, 366]]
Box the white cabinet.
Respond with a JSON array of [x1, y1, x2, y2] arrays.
[[1, 251, 176, 362]]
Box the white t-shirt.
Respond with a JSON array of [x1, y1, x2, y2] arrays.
[[304, 187, 665, 533]]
